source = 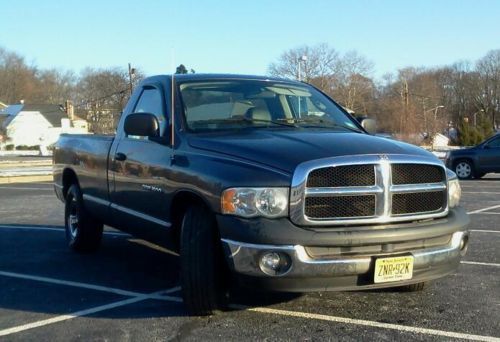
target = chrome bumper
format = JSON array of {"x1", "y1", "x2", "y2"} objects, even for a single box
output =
[{"x1": 221, "y1": 231, "x2": 468, "y2": 279}]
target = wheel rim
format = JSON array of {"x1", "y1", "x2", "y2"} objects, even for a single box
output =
[
  {"x1": 68, "y1": 198, "x2": 79, "y2": 239},
  {"x1": 456, "y1": 162, "x2": 471, "y2": 178}
]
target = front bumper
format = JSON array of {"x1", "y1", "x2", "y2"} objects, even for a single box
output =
[{"x1": 218, "y1": 208, "x2": 470, "y2": 292}]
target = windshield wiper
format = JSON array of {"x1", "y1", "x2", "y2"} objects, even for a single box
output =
[
  {"x1": 277, "y1": 118, "x2": 363, "y2": 133},
  {"x1": 191, "y1": 117, "x2": 298, "y2": 128}
]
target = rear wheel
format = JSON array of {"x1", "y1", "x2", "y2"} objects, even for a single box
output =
[
  {"x1": 454, "y1": 160, "x2": 474, "y2": 179},
  {"x1": 180, "y1": 204, "x2": 227, "y2": 316},
  {"x1": 64, "y1": 184, "x2": 103, "y2": 252}
]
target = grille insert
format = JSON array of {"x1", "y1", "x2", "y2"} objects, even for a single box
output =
[
  {"x1": 307, "y1": 165, "x2": 375, "y2": 187},
  {"x1": 305, "y1": 195, "x2": 376, "y2": 219},
  {"x1": 392, "y1": 191, "x2": 446, "y2": 215},
  {"x1": 392, "y1": 164, "x2": 445, "y2": 185}
]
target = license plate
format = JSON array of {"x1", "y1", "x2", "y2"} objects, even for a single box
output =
[{"x1": 374, "y1": 256, "x2": 414, "y2": 283}]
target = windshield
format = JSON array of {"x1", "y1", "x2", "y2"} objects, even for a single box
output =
[{"x1": 179, "y1": 80, "x2": 362, "y2": 133}]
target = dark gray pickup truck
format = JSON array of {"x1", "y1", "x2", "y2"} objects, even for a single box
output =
[{"x1": 54, "y1": 74, "x2": 470, "y2": 315}]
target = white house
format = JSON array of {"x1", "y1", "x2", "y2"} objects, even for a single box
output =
[{"x1": 0, "y1": 104, "x2": 88, "y2": 148}]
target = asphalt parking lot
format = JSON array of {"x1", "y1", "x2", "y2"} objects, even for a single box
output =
[{"x1": 0, "y1": 178, "x2": 499, "y2": 341}]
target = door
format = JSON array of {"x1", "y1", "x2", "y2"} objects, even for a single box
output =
[
  {"x1": 109, "y1": 83, "x2": 174, "y2": 242},
  {"x1": 478, "y1": 136, "x2": 500, "y2": 172}
]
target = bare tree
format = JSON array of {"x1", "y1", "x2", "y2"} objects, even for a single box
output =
[
  {"x1": 476, "y1": 49, "x2": 500, "y2": 127},
  {"x1": 268, "y1": 43, "x2": 340, "y2": 87},
  {"x1": 75, "y1": 67, "x2": 144, "y2": 133}
]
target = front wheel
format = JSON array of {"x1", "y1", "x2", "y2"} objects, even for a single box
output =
[
  {"x1": 454, "y1": 160, "x2": 474, "y2": 180},
  {"x1": 65, "y1": 184, "x2": 103, "y2": 252},
  {"x1": 180, "y1": 205, "x2": 227, "y2": 316}
]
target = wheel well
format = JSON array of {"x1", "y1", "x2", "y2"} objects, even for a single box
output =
[
  {"x1": 170, "y1": 191, "x2": 214, "y2": 251},
  {"x1": 454, "y1": 158, "x2": 474, "y2": 168},
  {"x1": 62, "y1": 168, "x2": 79, "y2": 199}
]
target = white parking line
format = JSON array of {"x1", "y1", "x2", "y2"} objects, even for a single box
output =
[
  {"x1": 0, "y1": 225, "x2": 129, "y2": 237},
  {"x1": 468, "y1": 204, "x2": 500, "y2": 214},
  {"x1": 227, "y1": 305, "x2": 500, "y2": 342},
  {"x1": 463, "y1": 191, "x2": 500, "y2": 195},
  {"x1": 470, "y1": 212, "x2": 500, "y2": 215},
  {"x1": 0, "y1": 270, "x2": 147, "y2": 297},
  {"x1": 0, "y1": 288, "x2": 181, "y2": 337},
  {"x1": 0, "y1": 186, "x2": 53, "y2": 191},
  {"x1": 461, "y1": 261, "x2": 500, "y2": 267},
  {"x1": 471, "y1": 230, "x2": 500, "y2": 234}
]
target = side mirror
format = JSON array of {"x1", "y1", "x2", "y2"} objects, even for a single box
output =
[
  {"x1": 124, "y1": 113, "x2": 159, "y2": 137},
  {"x1": 361, "y1": 118, "x2": 377, "y2": 134}
]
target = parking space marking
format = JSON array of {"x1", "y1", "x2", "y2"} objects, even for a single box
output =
[
  {"x1": 471, "y1": 230, "x2": 500, "y2": 234},
  {"x1": 0, "y1": 186, "x2": 53, "y2": 191},
  {"x1": 0, "y1": 224, "x2": 130, "y2": 237},
  {"x1": 0, "y1": 288, "x2": 180, "y2": 338},
  {"x1": 470, "y1": 212, "x2": 500, "y2": 215},
  {"x1": 461, "y1": 261, "x2": 500, "y2": 267},
  {"x1": 468, "y1": 204, "x2": 500, "y2": 214},
  {"x1": 234, "y1": 306, "x2": 500, "y2": 342},
  {"x1": 0, "y1": 270, "x2": 150, "y2": 297},
  {"x1": 463, "y1": 191, "x2": 500, "y2": 195}
]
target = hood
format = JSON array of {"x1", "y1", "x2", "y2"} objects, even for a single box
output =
[{"x1": 188, "y1": 129, "x2": 436, "y2": 173}]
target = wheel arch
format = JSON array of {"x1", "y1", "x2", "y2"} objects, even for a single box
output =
[
  {"x1": 62, "y1": 168, "x2": 79, "y2": 199},
  {"x1": 170, "y1": 189, "x2": 217, "y2": 251}
]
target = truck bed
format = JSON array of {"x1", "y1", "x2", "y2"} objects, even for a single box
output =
[{"x1": 53, "y1": 134, "x2": 115, "y2": 204}]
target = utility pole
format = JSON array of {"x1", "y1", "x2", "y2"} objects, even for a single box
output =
[
  {"x1": 128, "y1": 63, "x2": 135, "y2": 96},
  {"x1": 400, "y1": 78, "x2": 409, "y2": 134}
]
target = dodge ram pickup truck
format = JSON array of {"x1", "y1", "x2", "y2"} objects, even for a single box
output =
[{"x1": 53, "y1": 74, "x2": 470, "y2": 315}]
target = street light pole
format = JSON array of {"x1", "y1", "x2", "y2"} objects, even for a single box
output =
[
  {"x1": 423, "y1": 105, "x2": 444, "y2": 134},
  {"x1": 128, "y1": 63, "x2": 135, "y2": 96},
  {"x1": 473, "y1": 109, "x2": 485, "y2": 127},
  {"x1": 297, "y1": 55, "x2": 307, "y2": 81}
]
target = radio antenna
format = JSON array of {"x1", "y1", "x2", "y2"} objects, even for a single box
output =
[{"x1": 170, "y1": 48, "x2": 175, "y2": 148}]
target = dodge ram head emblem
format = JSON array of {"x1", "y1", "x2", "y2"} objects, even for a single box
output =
[{"x1": 379, "y1": 154, "x2": 390, "y2": 161}]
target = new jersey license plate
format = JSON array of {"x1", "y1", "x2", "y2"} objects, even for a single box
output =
[{"x1": 374, "y1": 256, "x2": 414, "y2": 283}]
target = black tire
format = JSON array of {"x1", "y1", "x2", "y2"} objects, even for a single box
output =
[
  {"x1": 64, "y1": 184, "x2": 103, "y2": 253},
  {"x1": 398, "y1": 282, "x2": 426, "y2": 292},
  {"x1": 454, "y1": 159, "x2": 474, "y2": 180},
  {"x1": 180, "y1": 205, "x2": 227, "y2": 316}
]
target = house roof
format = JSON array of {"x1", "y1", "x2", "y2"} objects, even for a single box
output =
[
  {"x1": 21, "y1": 104, "x2": 68, "y2": 127},
  {"x1": 0, "y1": 104, "x2": 68, "y2": 127}
]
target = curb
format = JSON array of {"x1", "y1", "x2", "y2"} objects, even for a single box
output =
[{"x1": 0, "y1": 175, "x2": 53, "y2": 184}]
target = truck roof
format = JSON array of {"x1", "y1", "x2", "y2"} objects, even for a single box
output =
[{"x1": 146, "y1": 73, "x2": 303, "y2": 84}]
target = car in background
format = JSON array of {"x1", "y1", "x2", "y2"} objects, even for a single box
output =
[{"x1": 445, "y1": 133, "x2": 500, "y2": 179}]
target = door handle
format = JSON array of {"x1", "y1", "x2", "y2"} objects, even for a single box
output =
[{"x1": 114, "y1": 152, "x2": 127, "y2": 161}]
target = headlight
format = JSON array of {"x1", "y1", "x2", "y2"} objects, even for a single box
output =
[
  {"x1": 221, "y1": 187, "x2": 289, "y2": 218},
  {"x1": 447, "y1": 169, "x2": 461, "y2": 208}
]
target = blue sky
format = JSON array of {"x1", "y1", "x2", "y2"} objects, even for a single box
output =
[{"x1": 1, "y1": 0, "x2": 499, "y2": 79}]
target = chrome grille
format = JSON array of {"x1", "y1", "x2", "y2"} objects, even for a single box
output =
[
  {"x1": 392, "y1": 191, "x2": 446, "y2": 215},
  {"x1": 307, "y1": 165, "x2": 375, "y2": 187},
  {"x1": 305, "y1": 195, "x2": 376, "y2": 219},
  {"x1": 392, "y1": 164, "x2": 445, "y2": 184},
  {"x1": 290, "y1": 154, "x2": 449, "y2": 226}
]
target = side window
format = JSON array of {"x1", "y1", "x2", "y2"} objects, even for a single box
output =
[
  {"x1": 487, "y1": 137, "x2": 500, "y2": 148},
  {"x1": 133, "y1": 87, "x2": 166, "y2": 126}
]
